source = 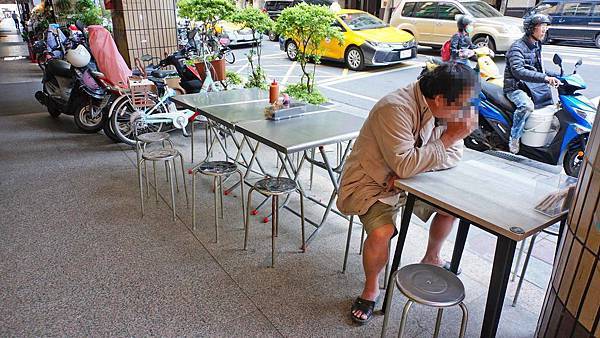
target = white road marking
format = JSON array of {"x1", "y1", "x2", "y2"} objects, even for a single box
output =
[
  {"x1": 320, "y1": 85, "x2": 379, "y2": 102},
  {"x1": 318, "y1": 62, "x2": 423, "y2": 86},
  {"x1": 281, "y1": 61, "x2": 297, "y2": 85}
]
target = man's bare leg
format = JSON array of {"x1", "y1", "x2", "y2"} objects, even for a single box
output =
[
  {"x1": 352, "y1": 223, "x2": 395, "y2": 320},
  {"x1": 421, "y1": 213, "x2": 456, "y2": 266}
]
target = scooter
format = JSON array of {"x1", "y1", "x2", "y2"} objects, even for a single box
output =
[
  {"x1": 466, "y1": 54, "x2": 595, "y2": 177},
  {"x1": 34, "y1": 24, "x2": 108, "y2": 133}
]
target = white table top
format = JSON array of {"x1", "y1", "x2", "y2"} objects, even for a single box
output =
[{"x1": 395, "y1": 150, "x2": 567, "y2": 241}]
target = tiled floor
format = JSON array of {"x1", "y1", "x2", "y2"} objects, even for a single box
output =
[{"x1": 0, "y1": 109, "x2": 559, "y2": 337}]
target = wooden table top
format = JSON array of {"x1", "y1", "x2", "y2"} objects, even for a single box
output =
[{"x1": 395, "y1": 150, "x2": 567, "y2": 241}]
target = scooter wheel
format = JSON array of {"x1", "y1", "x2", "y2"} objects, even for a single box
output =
[{"x1": 73, "y1": 96, "x2": 105, "y2": 133}]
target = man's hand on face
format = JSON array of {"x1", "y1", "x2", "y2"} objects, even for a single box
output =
[
  {"x1": 545, "y1": 76, "x2": 562, "y2": 87},
  {"x1": 440, "y1": 111, "x2": 478, "y2": 149}
]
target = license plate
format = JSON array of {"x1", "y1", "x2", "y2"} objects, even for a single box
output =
[{"x1": 400, "y1": 49, "x2": 412, "y2": 59}]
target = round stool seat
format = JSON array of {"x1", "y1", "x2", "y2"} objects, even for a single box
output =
[
  {"x1": 137, "y1": 131, "x2": 170, "y2": 144},
  {"x1": 142, "y1": 148, "x2": 179, "y2": 161},
  {"x1": 254, "y1": 177, "x2": 297, "y2": 195},
  {"x1": 395, "y1": 264, "x2": 465, "y2": 307},
  {"x1": 197, "y1": 161, "x2": 238, "y2": 176}
]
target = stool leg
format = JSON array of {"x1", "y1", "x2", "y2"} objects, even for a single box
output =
[
  {"x1": 138, "y1": 158, "x2": 145, "y2": 218},
  {"x1": 179, "y1": 155, "x2": 188, "y2": 206},
  {"x1": 271, "y1": 196, "x2": 277, "y2": 268},
  {"x1": 512, "y1": 233, "x2": 538, "y2": 307},
  {"x1": 309, "y1": 148, "x2": 315, "y2": 190},
  {"x1": 244, "y1": 187, "x2": 255, "y2": 250},
  {"x1": 192, "y1": 171, "x2": 196, "y2": 230},
  {"x1": 458, "y1": 302, "x2": 468, "y2": 338},
  {"x1": 398, "y1": 300, "x2": 414, "y2": 338},
  {"x1": 166, "y1": 161, "x2": 176, "y2": 221},
  {"x1": 213, "y1": 176, "x2": 219, "y2": 243},
  {"x1": 342, "y1": 215, "x2": 354, "y2": 273},
  {"x1": 381, "y1": 270, "x2": 399, "y2": 338},
  {"x1": 359, "y1": 228, "x2": 365, "y2": 255},
  {"x1": 191, "y1": 120, "x2": 195, "y2": 163},
  {"x1": 433, "y1": 308, "x2": 444, "y2": 338},
  {"x1": 153, "y1": 161, "x2": 158, "y2": 202},
  {"x1": 274, "y1": 196, "x2": 279, "y2": 238},
  {"x1": 144, "y1": 161, "x2": 150, "y2": 198},
  {"x1": 237, "y1": 171, "x2": 245, "y2": 229},
  {"x1": 299, "y1": 190, "x2": 306, "y2": 252},
  {"x1": 173, "y1": 159, "x2": 180, "y2": 193},
  {"x1": 219, "y1": 176, "x2": 224, "y2": 219}
]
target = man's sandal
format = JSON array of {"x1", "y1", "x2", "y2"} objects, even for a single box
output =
[
  {"x1": 442, "y1": 261, "x2": 462, "y2": 275},
  {"x1": 351, "y1": 297, "x2": 377, "y2": 325}
]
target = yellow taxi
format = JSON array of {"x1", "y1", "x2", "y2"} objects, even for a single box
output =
[
  {"x1": 280, "y1": 9, "x2": 417, "y2": 71},
  {"x1": 214, "y1": 21, "x2": 261, "y2": 46}
]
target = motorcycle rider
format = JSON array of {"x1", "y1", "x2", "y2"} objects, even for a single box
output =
[
  {"x1": 504, "y1": 13, "x2": 561, "y2": 154},
  {"x1": 450, "y1": 15, "x2": 476, "y2": 63}
]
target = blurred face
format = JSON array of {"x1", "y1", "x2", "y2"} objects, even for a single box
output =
[
  {"x1": 532, "y1": 23, "x2": 548, "y2": 41},
  {"x1": 428, "y1": 86, "x2": 478, "y2": 122}
]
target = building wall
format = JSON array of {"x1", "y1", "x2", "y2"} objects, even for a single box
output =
[
  {"x1": 111, "y1": 0, "x2": 178, "y2": 67},
  {"x1": 536, "y1": 110, "x2": 600, "y2": 337}
]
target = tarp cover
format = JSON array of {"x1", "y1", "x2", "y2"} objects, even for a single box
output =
[{"x1": 88, "y1": 25, "x2": 131, "y2": 88}]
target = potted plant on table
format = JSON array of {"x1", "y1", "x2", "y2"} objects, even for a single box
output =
[
  {"x1": 177, "y1": 0, "x2": 236, "y2": 82},
  {"x1": 275, "y1": 3, "x2": 343, "y2": 104},
  {"x1": 230, "y1": 7, "x2": 274, "y2": 90}
]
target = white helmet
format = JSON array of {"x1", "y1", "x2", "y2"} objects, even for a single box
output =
[{"x1": 65, "y1": 45, "x2": 91, "y2": 68}]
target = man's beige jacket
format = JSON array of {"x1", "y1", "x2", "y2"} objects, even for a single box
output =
[{"x1": 336, "y1": 81, "x2": 463, "y2": 216}]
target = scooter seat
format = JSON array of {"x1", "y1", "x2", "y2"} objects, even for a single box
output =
[
  {"x1": 151, "y1": 70, "x2": 178, "y2": 78},
  {"x1": 481, "y1": 81, "x2": 516, "y2": 113},
  {"x1": 46, "y1": 59, "x2": 73, "y2": 78}
]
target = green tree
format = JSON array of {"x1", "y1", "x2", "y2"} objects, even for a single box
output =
[
  {"x1": 230, "y1": 7, "x2": 274, "y2": 89},
  {"x1": 275, "y1": 3, "x2": 343, "y2": 95},
  {"x1": 178, "y1": 0, "x2": 236, "y2": 43}
]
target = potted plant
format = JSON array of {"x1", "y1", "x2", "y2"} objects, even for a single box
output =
[
  {"x1": 177, "y1": 0, "x2": 236, "y2": 82},
  {"x1": 275, "y1": 3, "x2": 343, "y2": 104},
  {"x1": 230, "y1": 7, "x2": 274, "y2": 89}
]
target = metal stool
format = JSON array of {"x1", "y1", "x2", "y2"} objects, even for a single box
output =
[
  {"x1": 342, "y1": 215, "x2": 393, "y2": 289},
  {"x1": 138, "y1": 148, "x2": 188, "y2": 221},
  {"x1": 190, "y1": 161, "x2": 245, "y2": 243},
  {"x1": 381, "y1": 264, "x2": 468, "y2": 338},
  {"x1": 244, "y1": 177, "x2": 305, "y2": 267},
  {"x1": 136, "y1": 131, "x2": 174, "y2": 184}
]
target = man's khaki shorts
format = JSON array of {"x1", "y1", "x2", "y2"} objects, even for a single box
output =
[{"x1": 358, "y1": 200, "x2": 437, "y2": 236}]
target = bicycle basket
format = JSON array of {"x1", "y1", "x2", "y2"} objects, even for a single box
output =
[{"x1": 128, "y1": 77, "x2": 156, "y2": 109}]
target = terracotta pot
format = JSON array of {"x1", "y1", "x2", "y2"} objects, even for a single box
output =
[{"x1": 195, "y1": 58, "x2": 226, "y2": 82}]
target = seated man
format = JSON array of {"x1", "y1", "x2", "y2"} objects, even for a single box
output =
[{"x1": 336, "y1": 62, "x2": 479, "y2": 325}]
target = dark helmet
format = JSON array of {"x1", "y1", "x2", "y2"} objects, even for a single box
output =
[
  {"x1": 457, "y1": 15, "x2": 474, "y2": 31},
  {"x1": 32, "y1": 40, "x2": 47, "y2": 54},
  {"x1": 523, "y1": 13, "x2": 551, "y2": 36}
]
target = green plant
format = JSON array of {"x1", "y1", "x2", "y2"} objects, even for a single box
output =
[
  {"x1": 275, "y1": 3, "x2": 343, "y2": 94},
  {"x1": 283, "y1": 83, "x2": 327, "y2": 105},
  {"x1": 222, "y1": 70, "x2": 244, "y2": 90},
  {"x1": 54, "y1": 0, "x2": 72, "y2": 13},
  {"x1": 230, "y1": 7, "x2": 273, "y2": 89}
]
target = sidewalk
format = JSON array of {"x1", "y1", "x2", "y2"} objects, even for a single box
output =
[{"x1": 0, "y1": 19, "x2": 44, "y2": 116}]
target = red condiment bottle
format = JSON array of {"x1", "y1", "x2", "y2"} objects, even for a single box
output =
[{"x1": 269, "y1": 79, "x2": 279, "y2": 104}]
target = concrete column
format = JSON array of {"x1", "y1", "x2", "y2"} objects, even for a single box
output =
[
  {"x1": 536, "y1": 111, "x2": 600, "y2": 337},
  {"x1": 110, "y1": 0, "x2": 178, "y2": 67}
]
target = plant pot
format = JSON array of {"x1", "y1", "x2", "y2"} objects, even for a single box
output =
[{"x1": 195, "y1": 58, "x2": 226, "y2": 82}]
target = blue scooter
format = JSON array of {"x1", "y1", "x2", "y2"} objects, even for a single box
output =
[{"x1": 466, "y1": 54, "x2": 595, "y2": 177}]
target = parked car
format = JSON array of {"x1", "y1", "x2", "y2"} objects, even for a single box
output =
[
  {"x1": 262, "y1": 0, "x2": 334, "y2": 41},
  {"x1": 280, "y1": 9, "x2": 417, "y2": 71},
  {"x1": 214, "y1": 21, "x2": 261, "y2": 46},
  {"x1": 390, "y1": 0, "x2": 524, "y2": 53},
  {"x1": 529, "y1": 0, "x2": 600, "y2": 47}
]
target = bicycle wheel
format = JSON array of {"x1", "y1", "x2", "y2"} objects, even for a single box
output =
[
  {"x1": 109, "y1": 94, "x2": 166, "y2": 146},
  {"x1": 223, "y1": 49, "x2": 235, "y2": 64}
]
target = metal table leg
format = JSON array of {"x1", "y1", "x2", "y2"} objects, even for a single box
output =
[
  {"x1": 481, "y1": 235, "x2": 517, "y2": 338},
  {"x1": 382, "y1": 193, "x2": 416, "y2": 313},
  {"x1": 450, "y1": 219, "x2": 470, "y2": 274}
]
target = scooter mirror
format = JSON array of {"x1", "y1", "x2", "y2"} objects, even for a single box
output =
[
  {"x1": 575, "y1": 58, "x2": 582, "y2": 67},
  {"x1": 75, "y1": 20, "x2": 85, "y2": 33},
  {"x1": 140, "y1": 54, "x2": 153, "y2": 62},
  {"x1": 553, "y1": 54, "x2": 562, "y2": 66}
]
